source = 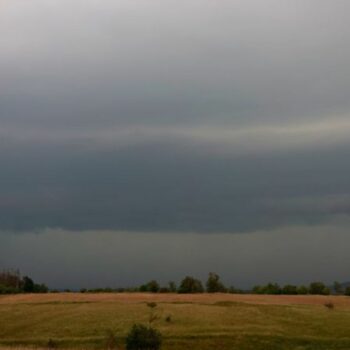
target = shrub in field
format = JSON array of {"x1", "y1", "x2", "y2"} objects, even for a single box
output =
[
  {"x1": 206, "y1": 272, "x2": 226, "y2": 293},
  {"x1": 178, "y1": 276, "x2": 204, "y2": 293},
  {"x1": 126, "y1": 324, "x2": 162, "y2": 350},
  {"x1": 345, "y1": 286, "x2": 350, "y2": 296}
]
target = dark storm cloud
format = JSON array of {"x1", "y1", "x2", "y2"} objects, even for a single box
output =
[
  {"x1": 0, "y1": 0, "x2": 350, "y2": 234},
  {"x1": 0, "y1": 140, "x2": 350, "y2": 233}
]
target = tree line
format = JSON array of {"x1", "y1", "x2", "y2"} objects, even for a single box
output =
[
  {"x1": 2, "y1": 270, "x2": 350, "y2": 295},
  {"x1": 81, "y1": 273, "x2": 350, "y2": 296},
  {"x1": 0, "y1": 269, "x2": 48, "y2": 294}
]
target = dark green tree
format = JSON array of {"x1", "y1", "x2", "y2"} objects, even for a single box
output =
[
  {"x1": 146, "y1": 280, "x2": 160, "y2": 293},
  {"x1": 309, "y1": 282, "x2": 329, "y2": 295},
  {"x1": 282, "y1": 285, "x2": 298, "y2": 295},
  {"x1": 22, "y1": 276, "x2": 34, "y2": 292},
  {"x1": 206, "y1": 272, "x2": 226, "y2": 293},
  {"x1": 178, "y1": 276, "x2": 204, "y2": 293}
]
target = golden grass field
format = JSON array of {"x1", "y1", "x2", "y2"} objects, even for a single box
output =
[{"x1": 1, "y1": 293, "x2": 350, "y2": 349}]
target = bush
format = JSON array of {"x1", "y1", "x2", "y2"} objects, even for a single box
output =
[
  {"x1": 126, "y1": 324, "x2": 162, "y2": 350},
  {"x1": 178, "y1": 276, "x2": 204, "y2": 293},
  {"x1": 345, "y1": 286, "x2": 350, "y2": 296}
]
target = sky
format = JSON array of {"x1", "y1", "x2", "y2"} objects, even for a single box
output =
[{"x1": 1, "y1": 0, "x2": 350, "y2": 289}]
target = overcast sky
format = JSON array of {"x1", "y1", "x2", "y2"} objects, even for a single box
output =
[{"x1": 1, "y1": 0, "x2": 350, "y2": 289}]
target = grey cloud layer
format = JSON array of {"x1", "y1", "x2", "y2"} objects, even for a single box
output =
[
  {"x1": 1, "y1": 140, "x2": 350, "y2": 232},
  {"x1": 1, "y1": 0, "x2": 350, "y2": 129},
  {"x1": 1, "y1": 0, "x2": 350, "y2": 234}
]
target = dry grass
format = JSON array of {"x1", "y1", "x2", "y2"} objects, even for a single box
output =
[
  {"x1": 1, "y1": 292, "x2": 348, "y2": 307},
  {"x1": 1, "y1": 293, "x2": 350, "y2": 349}
]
